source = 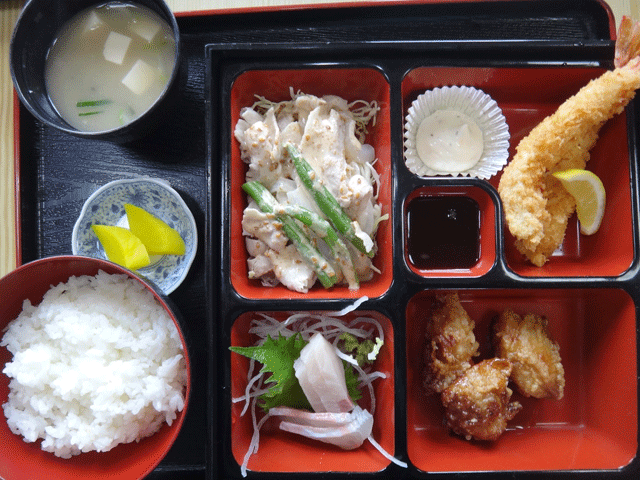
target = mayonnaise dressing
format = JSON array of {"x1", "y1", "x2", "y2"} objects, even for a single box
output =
[{"x1": 415, "y1": 110, "x2": 483, "y2": 172}]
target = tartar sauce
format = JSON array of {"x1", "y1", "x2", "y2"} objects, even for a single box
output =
[{"x1": 415, "y1": 109, "x2": 483, "y2": 172}]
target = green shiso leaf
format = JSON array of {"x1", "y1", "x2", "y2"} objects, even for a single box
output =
[
  {"x1": 230, "y1": 333, "x2": 311, "y2": 413},
  {"x1": 230, "y1": 333, "x2": 364, "y2": 412}
]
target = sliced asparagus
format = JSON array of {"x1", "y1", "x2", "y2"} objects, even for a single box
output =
[
  {"x1": 242, "y1": 181, "x2": 338, "y2": 289},
  {"x1": 286, "y1": 143, "x2": 374, "y2": 257},
  {"x1": 243, "y1": 181, "x2": 359, "y2": 290},
  {"x1": 278, "y1": 205, "x2": 359, "y2": 290}
]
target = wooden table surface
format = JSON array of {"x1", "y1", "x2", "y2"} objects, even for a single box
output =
[{"x1": 0, "y1": 0, "x2": 637, "y2": 277}]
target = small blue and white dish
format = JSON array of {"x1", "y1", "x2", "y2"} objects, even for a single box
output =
[{"x1": 72, "y1": 177, "x2": 197, "y2": 294}]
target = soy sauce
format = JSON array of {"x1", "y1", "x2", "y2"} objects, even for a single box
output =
[{"x1": 407, "y1": 196, "x2": 480, "y2": 269}]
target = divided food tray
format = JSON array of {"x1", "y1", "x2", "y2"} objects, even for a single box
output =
[{"x1": 11, "y1": 1, "x2": 639, "y2": 478}]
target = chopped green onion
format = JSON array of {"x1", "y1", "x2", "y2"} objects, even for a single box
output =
[
  {"x1": 118, "y1": 106, "x2": 136, "y2": 125},
  {"x1": 142, "y1": 39, "x2": 169, "y2": 51},
  {"x1": 78, "y1": 111, "x2": 103, "y2": 117},
  {"x1": 76, "y1": 100, "x2": 112, "y2": 108}
]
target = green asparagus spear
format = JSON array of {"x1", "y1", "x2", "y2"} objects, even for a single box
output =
[
  {"x1": 278, "y1": 205, "x2": 359, "y2": 290},
  {"x1": 243, "y1": 181, "x2": 359, "y2": 289},
  {"x1": 286, "y1": 143, "x2": 374, "y2": 257},
  {"x1": 242, "y1": 182, "x2": 338, "y2": 289}
]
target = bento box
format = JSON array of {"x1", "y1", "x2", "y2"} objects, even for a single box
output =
[
  {"x1": 9, "y1": 0, "x2": 640, "y2": 479},
  {"x1": 211, "y1": 51, "x2": 640, "y2": 477},
  {"x1": 209, "y1": 3, "x2": 640, "y2": 478}
]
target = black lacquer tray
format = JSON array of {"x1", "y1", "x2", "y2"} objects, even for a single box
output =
[{"x1": 14, "y1": 1, "x2": 639, "y2": 478}]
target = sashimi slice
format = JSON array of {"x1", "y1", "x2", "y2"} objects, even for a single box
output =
[
  {"x1": 278, "y1": 406, "x2": 373, "y2": 450},
  {"x1": 293, "y1": 333, "x2": 354, "y2": 413},
  {"x1": 269, "y1": 406, "x2": 353, "y2": 427}
]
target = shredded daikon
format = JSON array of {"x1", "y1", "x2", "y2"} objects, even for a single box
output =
[
  {"x1": 330, "y1": 296, "x2": 368, "y2": 316},
  {"x1": 233, "y1": 311, "x2": 404, "y2": 476},
  {"x1": 367, "y1": 435, "x2": 408, "y2": 469}
]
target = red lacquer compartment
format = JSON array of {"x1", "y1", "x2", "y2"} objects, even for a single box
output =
[
  {"x1": 229, "y1": 67, "x2": 392, "y2": 300},
  {"x1": 402, "y1": 66, "x2": 634, "y2": 278},
  {"x1": 406, "y1": 288, "x2": 637, "y2": 473},
  {"x1": 230, "y1": 310, "x2": 395, "y2": 474},
  {"x1": 404, "y1": 186, "x2": 496, "y2": 277}
]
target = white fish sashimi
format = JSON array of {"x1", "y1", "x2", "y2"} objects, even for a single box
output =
[
  {"x1": 269, "y1": 406, "x2": 353, "y2": 427},
  {"x1": 294, "y1": 333, "x2": 354, "y2": 413},
  {"x1": 276, "y1": 405, "x2": 373, "y2": 450}
]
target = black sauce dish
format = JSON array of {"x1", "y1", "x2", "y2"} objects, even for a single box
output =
[{"x1": 10, "y1": 0, "x2": 181, "y2": 143}]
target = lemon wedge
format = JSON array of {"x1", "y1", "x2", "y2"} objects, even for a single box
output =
[
  {"x1": 124, "y1": 204, "x2": 186, "y2": 256},
  {"x1": 552, "y1": 169, "x2": 606, "y2": 235},
  {"x1": 91, "y1": 224, "x2": 150, "y2": 270}
]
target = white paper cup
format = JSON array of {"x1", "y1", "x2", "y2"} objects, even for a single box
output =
[{"x1": 404, "y1": 86, "x2": 510, "y2": 179}]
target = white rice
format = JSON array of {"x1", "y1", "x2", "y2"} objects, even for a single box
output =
[{"x1": 0, "y1": 270, "x2": 187, "y2": 458}]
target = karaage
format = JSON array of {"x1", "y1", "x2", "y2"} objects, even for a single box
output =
[
  {"x1": 493, "y1": 309, "x2": 565, "y2": 399},
  {"x1": 441, "y1": 358, "x2": 522, "y2": 441},
  {"x1": 423, "y1": 292, "x2": 479, "y2": 395}
]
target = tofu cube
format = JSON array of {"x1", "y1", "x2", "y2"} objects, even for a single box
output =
[
  {"x1": 129, "y1": 18, "x2": 161, "y2": 43},
  {"x1": 103, "y1": 31, "x2": 132, "y2": 65},
  {"x1": 122, "y1": 59, "x2": 157, "y2": 95},
  {"x1": 82, "y1": 11, "x2": 104, "y2": 33}
]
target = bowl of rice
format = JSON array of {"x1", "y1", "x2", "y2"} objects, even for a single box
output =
[{"x1": 0, "y1": 255, "x2": 190, "y2": 480}]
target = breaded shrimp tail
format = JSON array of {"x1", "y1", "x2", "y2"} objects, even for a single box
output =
[{"x1": 498, "y1": 16, "x2": 640, "y2": 266}]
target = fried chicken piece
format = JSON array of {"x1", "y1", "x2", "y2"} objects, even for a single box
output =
[
  {"x1": 493, "y1": 310, "x2": 565, "y2": 399},
  {"x1": 441, "y1": 358, "x2": 522, "y2": 441},
  {"x1": 423, "y1": 292, "x2": 479, "y2": 395}
]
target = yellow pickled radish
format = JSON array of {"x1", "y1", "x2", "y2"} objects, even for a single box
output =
[
  {"x1": 124, "y1": 203, "x2": 186, "y2": 255},
  {"x1": 552, "y1": 169, "x2": 606, "y2": 235},
  {"x1": 91, "y1": 224, "x2": 150, "y2": 270}
]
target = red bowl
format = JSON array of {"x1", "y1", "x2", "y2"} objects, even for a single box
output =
[
  {"x1": 0, "y1": 256, "x2": 191, "y2": 480},
  {"x1": 402, "y1": 66, "x2": 634, "y2": 277},
  {"x1": 406, "y1": 288, "x2": 637, "y2": 472},
  {"x1": 229, "y1": 67, "x2": 393, "y2": 299},
  {"x1": 230, "y1": 310, "x2": 395, "y2": 473}
]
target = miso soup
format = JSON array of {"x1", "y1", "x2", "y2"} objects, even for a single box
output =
[{"x1": 44, "y1": 2, "x2": 176, "y2": 132}]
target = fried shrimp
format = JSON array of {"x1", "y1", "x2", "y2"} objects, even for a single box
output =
[{"x1": 498, "y1": 16, "x2": 640, "y2": 266}]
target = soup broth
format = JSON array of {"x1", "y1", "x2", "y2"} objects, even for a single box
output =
[{"x1": 44, "y1": 2, "x2": 176, "y2": 132}]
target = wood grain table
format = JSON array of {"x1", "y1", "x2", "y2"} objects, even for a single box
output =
[{"x1": 0, "y1": 0, "x2": 637, "y2": 277}]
